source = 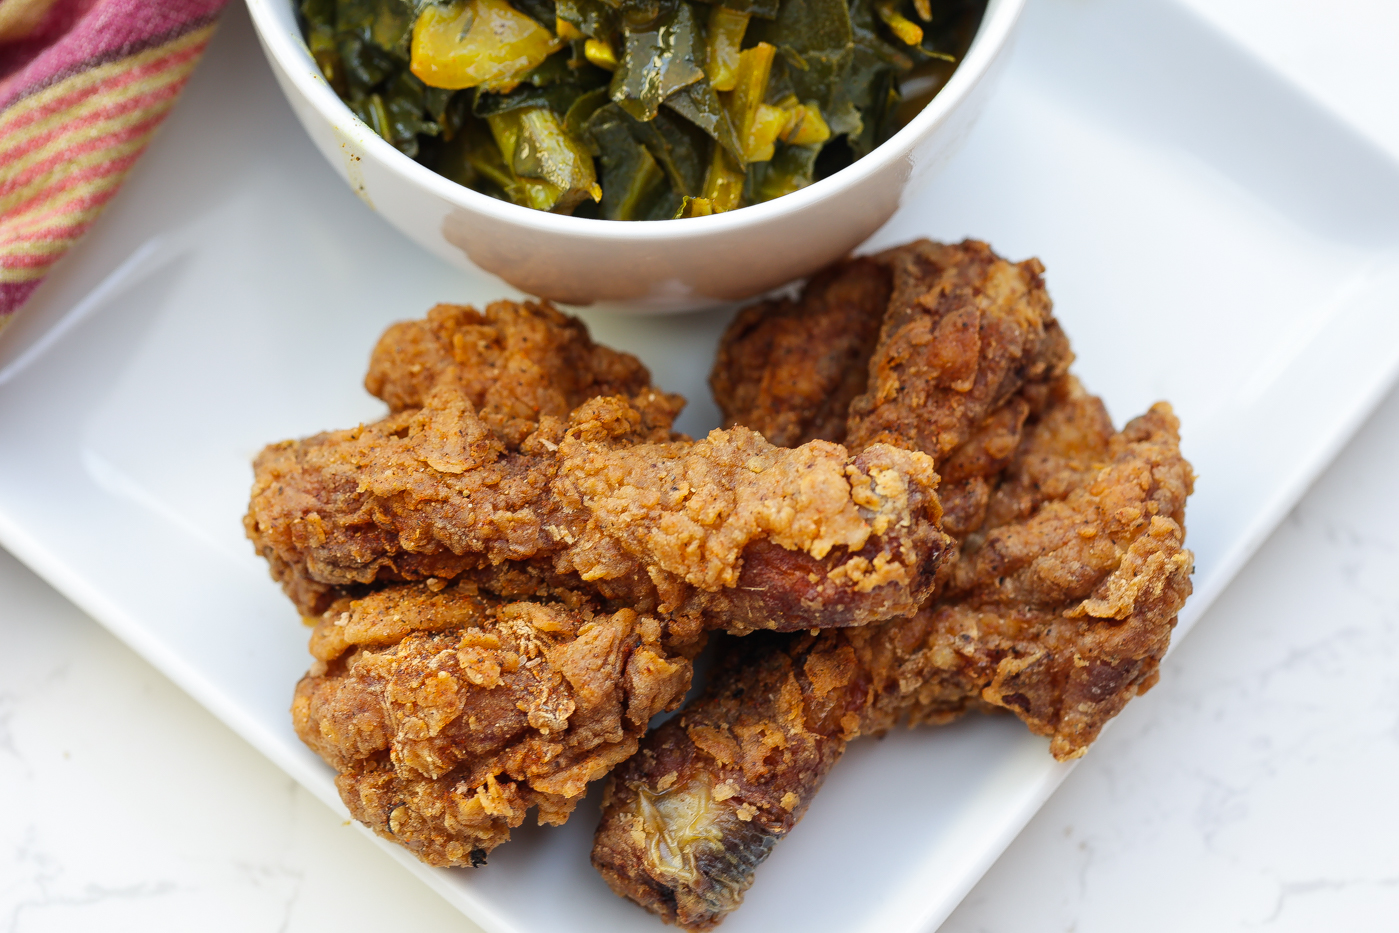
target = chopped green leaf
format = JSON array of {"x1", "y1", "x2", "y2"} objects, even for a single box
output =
[
  {"x1": 586, "y1": 104, "x2": 679, "y2": 219},
  {"x1": 556, "y1": 0, "x2": 618, "y2": 39},
  {"x1": 664, "y1": 79, "x2": 741, "y2": 161},
  {"x1": 748, "y1": 141, "x2": 819, "y2": 201},
  {"x1": 302, "y1": 0, "x2": 985, "y2": 219},
  {"x1": 610, "y1": 0, "x2": 705, "y2": 121}
]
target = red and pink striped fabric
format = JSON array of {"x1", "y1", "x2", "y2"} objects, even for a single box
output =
[{"x1": 0, "y1": 0, "x2": 227, "y2": 324}]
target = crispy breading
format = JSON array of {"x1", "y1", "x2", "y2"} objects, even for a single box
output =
[
  {"x1": 710, "y1": 258, "x2": 890, "y2": 447},
  {"x1": 251, "y1": 241, "x2": 1196, "y2": 908},
  {"x1": 593, "y1": 395, "x2": 1194, "y2": 928},
  {"x1": 933, "y1": 392, "x2": 1034, "y2": 539},
  {"x1": 864, "y1": 399, "x2": 1194, "y2": 751},
  {"x1": 247, "y1": 388, "x2": 950, "y2": 630},
  {"x1": 365, "y1": 301, "x2": 657, "y2": 447},
  {"x1": 293, "y1": 580, "x2": 697, "y2": 866},
  {"x1": 847, "y1": 239, "x2": 1072, "y2": 459},
  {"x1": 590, "y1": 241, "x2": 1193, "y2": 929},
  {"x1": 710, "y1": 241, "x2": 1072, "y2": 460},
  {"x1": 592, "y1": 629, "x2": 868, "y2": 927},
  {"x1": 709, "y1": 239, "x2": 1072, "y2": 543},
  {"x1": 975, "y1": 374, "x2": 1117, "y2": 534}
]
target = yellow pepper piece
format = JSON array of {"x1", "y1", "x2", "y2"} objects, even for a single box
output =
[
  {"x1": 726, "y1": 43, "x2": 786, "y2": 163},
  {"x1": 555, "y1": 17, "x2": 584, "y2": 41},
  {"x1": 676, "y1": 196, "x2": 715, "y2": 218},
  {"x1": 913, "y1": 0, "x2": 932, "y2": 20},
  {"x1": 748, "y1": 103, "x2": 787, "y2": 162},
  {"x1": 704, "y1": 7, "x2": 749, "y2": 92},
  {"x1": 875, "y1": 1, "x2": 923, "y2": 47},
  {"x1": 702, "y1": 146, "x2": 745, "y2": 212},
  {"x1": 584, "y1": 37, "x2": 618, "y2": 71},
  {"x1": 777, "y1": 98, "x2": 831, "y2": 147},
  {"x1": 411, "y1": 0, "x2": 562, "y2": 91}
]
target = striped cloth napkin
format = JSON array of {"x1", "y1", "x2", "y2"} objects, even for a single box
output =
[{"x1": 0, "y1": 0, "x2": 227, "y2": 327}]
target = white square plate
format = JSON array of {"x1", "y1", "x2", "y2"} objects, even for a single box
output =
[{"x1": 2, "y1": 1, "x2": 1398, "y2": 931}]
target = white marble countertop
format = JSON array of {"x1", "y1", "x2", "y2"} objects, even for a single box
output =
[{"x1": 4, "y1": 1, "x2": 1399, "y2": 930}]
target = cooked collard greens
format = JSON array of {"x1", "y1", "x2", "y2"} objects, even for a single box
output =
[{"x1": 300, "y1": 0, "x2": 984, "y2": 219}]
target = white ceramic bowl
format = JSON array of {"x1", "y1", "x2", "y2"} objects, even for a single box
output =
[{"x1": 245, "y1": 0, "x2": 1025, "y2": 312}]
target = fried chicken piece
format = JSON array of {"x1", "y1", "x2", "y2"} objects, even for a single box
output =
[
  {"x1": 869, "y1": 396, "x2": 1194, "y2": 748},
  {"x1": 591, "y1": 240, "x2": 1188, "y2": 927},
  {"x1": 592, "y1": 395, "x2": 1194, "y2": 928},
  {"x1": 933, "y1": 392, "x2": 1035, "y2": 539},
  {"x1": 253, "y1": 296, "x2": 678, "y2": 618},
  {"x1": 293, "y1": 578, "x2": 698, "y2": 866},
  {"x1": 591, "y1": 630, "x2": 868, "y2": 925},
  {"x1": 846, "y1": 239, "x2": 1072, "y2": 459},
  {"x1": 710, "y1": 241, "x2": 1072, "y2": 460},
  {"x1": 975, "y1": 374, "x2": 1118, "y2": 534},
  {"x1": 365, "y1": 300, "x2": 656, "y2": 446},
  {"x1": 710, "y1": 239, "x2": 1071, "y2": 544},
  {"x1": 247, "y1": 388, "x2": 950, "y2": 629},
  {"x1": 710, "y1": 257, "x2": 890, "y2": 447}
]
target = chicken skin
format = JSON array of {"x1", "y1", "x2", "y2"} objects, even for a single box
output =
[
  {"x1": 713, "y1": 241, "x2": 1071, "y2": 463},
  {"x1": 710, "y1": 257, "x2": 891, "y2": 448},
  {"x1": 247, "y1": 390, "x2": 948, "y2": 630},
  {"x1": 249, "y1": 318, "x2": 951, "y2": 630},
  {"x1": 260, "y1": 295, "x2": 952, "y2": 871},
  {"x1": 253, "y1": 240, "x2": 1193, "y2": 899},
  {"x1": 364, "y1": 299, "x2": 658, "y2": 442},
  {"x1": 294, "y1": 577, "x2": 697, "y2": 865},
  {"x1": 590, "y1": 242, "x2": 1194, "y2": 929}
]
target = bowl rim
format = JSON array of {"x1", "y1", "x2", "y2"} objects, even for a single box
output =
[{"x1": 245, "y1": 0, "x2": 1026, "y2": 241}]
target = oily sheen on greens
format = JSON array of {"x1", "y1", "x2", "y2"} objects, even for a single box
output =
[{"x1": 298, "y1": 0, "x2": 985, "y2": 219}]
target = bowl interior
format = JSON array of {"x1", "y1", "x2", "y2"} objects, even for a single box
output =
[{"x1": 245, "y1": 0, "x2": 1025, "y2": 241}]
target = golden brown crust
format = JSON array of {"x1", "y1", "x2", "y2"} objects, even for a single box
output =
[
  {"x1": 976, "y1": 374, "x2": 1119, "y2": 534},
  {"x1": 710, "y1": 258, "x2": 890, "y2": 447},
  {"x1": 293, "y1": 581, "x2": 697, "y2": 866},
  {"x1": 592, "y1": 630, "x2": 864, "y2": 929},
  {"x1": 365, "y1": 301, "x2": 656, "y2": 447},
  {"x1": 247, "y1": 389, "x2": 950, "y2": 629},
  {"x1": 590, "y1": 242, "x2": 1194, "y2": 929},
  {"x1": 591, "y1": 395, "x2": 1195, "y2": 926},
  {"x1": 847, "y1": 239, "x2": 1073, "y2": 459},
  {"x1": 251, "y1": 240, "x2": 1196, "y2": 910},
  {"x1": 710, "y1": 241, "x2": 1074, "y2": 461},
  {"x1": 860, "y1": 401, "x2": 1195, "y2": 753}
]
